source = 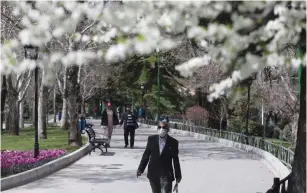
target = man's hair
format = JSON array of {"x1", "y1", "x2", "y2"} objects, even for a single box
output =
[{"x1": 158, "y1": 121, "x2": 169, "y2": 130}]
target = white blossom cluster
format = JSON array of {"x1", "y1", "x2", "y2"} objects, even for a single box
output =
[{"x1": 1, "y1": 1, "x2": 306, "y2": 101}]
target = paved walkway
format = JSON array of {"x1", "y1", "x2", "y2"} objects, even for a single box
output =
[{"x1": 5, "y1": 120, "x2": 274, "y2": 193}]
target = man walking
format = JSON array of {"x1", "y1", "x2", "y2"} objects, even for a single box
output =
[
  {"x1": 119, "y1": 105, "x2": 139, "y2": 148},
  {"x1": 101, "y1": 102, "x2": 119, "y2": 148},
  {"x1": 137, "y1": 121, "x2": 182, "y2": 193}
]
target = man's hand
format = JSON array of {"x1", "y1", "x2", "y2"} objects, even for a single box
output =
[
  {"x1": 136, "y1": 170, "x2": 142, "y2": 178},
  {"x1": 176, "y1": 177, "x2": 181, "y2": 183}
]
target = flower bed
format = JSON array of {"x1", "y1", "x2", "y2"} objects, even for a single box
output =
[{"x1": 1, "y1": 149, "x2": 66, "y2": 177}]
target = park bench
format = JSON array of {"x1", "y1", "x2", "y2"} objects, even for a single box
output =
[{"x1": 85, "y1": 123, "x2": 108, "y2": 155}]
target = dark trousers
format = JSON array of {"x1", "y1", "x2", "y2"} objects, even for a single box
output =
[
  {"x1": 124, "y1": 127, "x2": 135, "y2": 147},
  {"x1": 149, "y1": 176, "x2": 172, "y2": 193}
]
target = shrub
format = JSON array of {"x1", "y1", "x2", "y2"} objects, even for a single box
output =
[
  {"x1": 228, "y1": 117, "x2": 244, "y2": 133},
  {"x1": 185, "y1": 106, "x2": 209, "y2": 126},
  {"x1": 248, "y1": 121, "x2": 264, "y2": 137},
  {"x1": 228, "y1": 117, "x2": 263, "y2": 136},
  {"x1": 280, "y1": 124, "x2": 292, "y2": 142},
  {"x1": 272, "y1": 126, "x2": 281, "y2": 139}
]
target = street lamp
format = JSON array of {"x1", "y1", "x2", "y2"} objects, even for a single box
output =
[
  {"x1": 244, "y1": 73, "x2": 257, "y2": 145},
  {"x1": 24, "y1": 44, "x2": 39, "y2": 158},
  {"x1": 141, "y1": 83, "x2": 145, "y2": 119},
  {"x1": 156, "y1": 47, "x2": 160, "y2": 121}
]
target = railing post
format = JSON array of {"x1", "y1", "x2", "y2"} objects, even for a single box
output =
[
  {"x1": 280, "y1": 182, "x2": 286, "y2": 193},
  {"x1": 272, "y1": 178, "x2": 280, "y2": 193}
]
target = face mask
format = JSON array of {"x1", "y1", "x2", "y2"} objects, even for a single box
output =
[{"x1": 158, "y1": 128, "x2": 168, "y2": 138}]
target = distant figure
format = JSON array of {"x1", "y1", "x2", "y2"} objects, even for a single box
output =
[
  {"x1": 119, "y1": 105, "x2": 139, "y2": 148},
  {"x1": 58, "y1": 111, "x2": 62, "y2": 121},
  {"x1": 93, "y1": 106, "x2": 97, "y2": 119},
  {"x1": 78, "y1": 115, "x2": 86, "y2": 134},
  {"x1": 137, "y1": 121, "x2": 182, "y2": 193},
  {"x1": 116, "y1": 107, "x2": 121, "y2": 122},
  {"x1": 101, "y1": 102, "x2": 119, "y2": 148},
  {"x1": 159, "y1": 115, "x2": 169, "y2": 123}
]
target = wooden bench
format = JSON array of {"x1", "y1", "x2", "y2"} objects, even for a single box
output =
[{"x1": 85, "y1": 124, "x2": 108, "y2": 155}]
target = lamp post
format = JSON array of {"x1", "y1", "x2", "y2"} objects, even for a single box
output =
[
  {"x1": 244, "y1": 73, "x2": 257, "y2": 145},
  {"x1": 24, "y1": 44, "x2": 39, "y2": 158},
  {"x1": 132, "y1": 92, "x2": 135, "y2": 115},
  {"x1": 156, "y1": 48, "x2": 160, "y2": 121},
  {"x1": 141, "y1": 83, "x2": 145, "y2": 119}
]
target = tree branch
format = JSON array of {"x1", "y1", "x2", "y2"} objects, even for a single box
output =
[
  {"x1": 81, "y1": 20, "x2": 98, "y2": 34},
  {"x1": 280, "y1": 75, "x2": 297, "y2": 101},
  {"x1": 18, "y1": 73, "x2": 32, "y2": 102},
  {"x1": 17, "y1": 71, "x2": 32, "y2": 93},
  {"x1": 15, "y1": 73, "x2": 22, "y2": 89},
  {"x1": 1, "y1": 12, "x2": 23, "y2": 30},
  {"x1": 82, "y1": 40, "x2": 94, "y2": 50},
  {"x1": 56, "y1": 73, "x2": 64, "y2": 95},
  {"x1": 6, "y1": 75, "x2": 17, "y2": 94}
]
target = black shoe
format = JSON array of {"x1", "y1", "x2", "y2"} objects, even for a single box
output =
[
  {"x1": 125, "y1": 145, "x2": 128, "y2": 148},
  {"x1": 130, "y1": 146, "x2": 134, "y2": 149}
]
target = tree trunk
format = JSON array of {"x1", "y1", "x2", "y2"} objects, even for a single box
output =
[
  {"x1": 38, "y1": 78, "x2": 48, "y2": 139},
  {"x1": 19, "y1": 101, "x2": 24, "y2": 130},
  {"x1": 6, "y1": 93, "x2": 19, "y2": 135},
  {"x1": 81, "y1": 98, "x2": 85, "y2": 115},
  {"x1": 245, "y1": 83, "x2": 251, "y2": 134},
  {"x1": 219, "y1": 117, "x2": 222, "y2": 131},
  {"x1": 61, "y1": 97, "x2": 68, "y2": 129},
  {"x1": 291, "y1": 112, "x2": 299, "y2": 147},
  {"x1": 32, "y1": 101, "x2": 35, "y2": 125},
  {"x1": 66, "y1": 66, "x2": 82, "y2": 147},
  {"x1": 60, "y1": 68, "x2": 68, "y2": 130},
  {"x1": 288, "y1": 66, "x2": 306, "y2": 193},
  {"x1": 1, "y1": 75, "x2": 7, "y2": 131},
  {"x1": 53, "y1": 87, "x2": 56, "y2": 123},
  {"x1": 18, "y1": 76, "x2": 25, "y2": 130}
]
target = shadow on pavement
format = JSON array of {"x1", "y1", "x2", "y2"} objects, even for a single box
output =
[{"x1": 24, "y1": 164, "x2": 147, "y2": 189}]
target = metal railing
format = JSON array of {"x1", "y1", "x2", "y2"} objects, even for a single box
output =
[
  {"x1": 266, "y1": 173, "x2": 292, "y2": 193},
  {"x1": 141, "y1": 119, "x2": 294, "y2": 169}
]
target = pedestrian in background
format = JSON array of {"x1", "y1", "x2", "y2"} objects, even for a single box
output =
[
  {"x1": 119, "y1": 105, "x2": 139, "y2": 148},
  {"x1": 101, "y1": 102, "x2": 119, "y2": 148}
]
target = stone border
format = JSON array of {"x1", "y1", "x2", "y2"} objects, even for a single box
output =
[
  {"x1": 142, "y1": 123, "x2": 291, "y2": 178},
  {"x1": 1, "y1": 143, "x2": 91, "y2": 191}
]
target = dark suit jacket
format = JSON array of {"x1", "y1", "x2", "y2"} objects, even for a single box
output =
[
  {"x1": 119, "y1": 112, "x2": 139, "y2": 130},
  {"x1": 138, "y1": 135, "x2": 182, "y2": 182},
  {"x1": 101, "y1": 110, "x2": 119, "y2": 126}
]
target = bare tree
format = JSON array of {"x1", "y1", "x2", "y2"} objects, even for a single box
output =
[
  {"x1": 38, "y1": 69, "x2": 54, "y2": 139},
  {"x1": 1, "y1": 75, "x2": 7, "y2": 131},
  {"x1": 79, "y1": 63, "x2": 109, "y2": 114},
  {"x1": 5, "y1": 72, "x2": 32, "y2": 135},
  {"x1": 254, "y1": 46, "x2": 299, "y2": 146},
  {"x1": 56, "y1": 65, "x2": 68, "y2": 129}
]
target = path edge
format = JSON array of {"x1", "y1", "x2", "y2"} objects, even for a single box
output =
[
  {"x1": 142, "y1": 123, "x2": 291, "y2": 178},
  {"x1": 1, "y1": 143, "x2": 91, "y2": 191}
]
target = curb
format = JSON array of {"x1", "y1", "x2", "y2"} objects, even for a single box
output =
[
  {"x1": 142, "y1": 123, "x2": 291, "y2": 178},
  {"x1": 1, "y1": 143, "x2": 91, "y2": 191}
]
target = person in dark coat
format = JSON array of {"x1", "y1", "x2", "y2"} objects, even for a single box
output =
[
  {"x1": 101, "y1": 102, "x2": 119, "y2": 148},
  {"x1": 137, "y1": 121, "x2": 182, "y2": 193},
  {"x1": 119, "y1": 106, "x2": 139, "y2": 148}
]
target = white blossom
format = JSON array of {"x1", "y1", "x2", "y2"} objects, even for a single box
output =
[{"x1": 1, "y1": 1, "x2": 306, "y2": 101}]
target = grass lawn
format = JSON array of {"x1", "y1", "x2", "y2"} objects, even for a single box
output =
[
  {"x1": 254, "y1": 136, "x2": 294, "y2": 151},
  {"x1": 265, "y1": 138, "x2": 291, "y2": 148},
  {"x1": 1, "y1": 125, "x2": 87, "y2": 153}
]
